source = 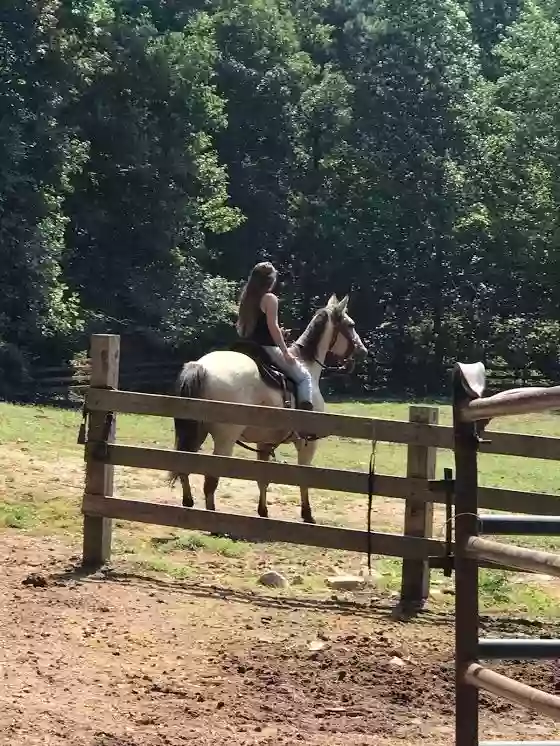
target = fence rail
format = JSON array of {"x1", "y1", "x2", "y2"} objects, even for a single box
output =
[
  {"x1": 86, "y1": 387, "x2": 560, "y2": 461},
  {"x1": 465, "y1": 664, "x2": 560, "y2": 721},
  {"x1": 466, "y1": 536, "x2": 560, "y2": 577},
  {"x1": 83, "y1": 494, "x2": 446, "y2": 558},
  {"x1": 462, "y1": 385, "x2": 560, "y2": 421}
]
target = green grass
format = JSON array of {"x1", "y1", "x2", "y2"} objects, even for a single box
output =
[
  {"x1": 150, "y1": 531, "x2": 248, "y2": 558},
  {"x1": 1, "y1": 399, "x2": 560, "y2": 615},
  {"x1": 0, "y1": 503, "x2": 36, "y2": 529},
  {"x1": 134, "y1": 555, "x2": 193, "y2": 579}
]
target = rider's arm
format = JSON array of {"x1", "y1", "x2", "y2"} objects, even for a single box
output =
[{"x1": 261, "y1": 293, "x2": 289, "y2": 354}]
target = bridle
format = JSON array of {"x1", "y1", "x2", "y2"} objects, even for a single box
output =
[{"x1": 312, "y1": 316, "x2": 358, "y2": 374}]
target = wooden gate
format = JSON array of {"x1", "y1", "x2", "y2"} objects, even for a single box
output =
[{"x1": 452, "y1": 362, "x2": 560, "y2": 746}]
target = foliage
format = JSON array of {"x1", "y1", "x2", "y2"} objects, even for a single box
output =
[{"x1": 1, "y1": 0, "x2": 560, "y2": 396}]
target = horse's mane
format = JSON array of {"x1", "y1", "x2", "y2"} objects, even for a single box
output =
[{"x1": 292, "y1": 308, "x2": 330, "y2": 362}]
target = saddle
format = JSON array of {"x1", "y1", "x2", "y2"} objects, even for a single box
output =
[
  {"x1": 453, "y1": 361, "x2": 486, "y2": 400},
  {"x1": 230, "y1": 339, "x2": 297, "y2": 408}
]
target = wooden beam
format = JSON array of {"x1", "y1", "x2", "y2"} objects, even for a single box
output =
[
  {"x1": 82, "y1": 334, "x2": 120, "y2": 567},
  {"x1": 476, "y1": 486, "x2": 560, "y2": 516},
  {"x1": 466, "y1": 537, "x2": 560, "y2": 578},
  {"x1": 91, "y1": 443, "x2": 428, "y2": 500},
  {"x1": 400, "y1": 405, "x2": 438, "y2": 611},
  {"x1": 465, "y1": 663, "x2": 560, "y2": 721},
  {"x1": 479, "y1": 430, "x2": 560, "y2": 461},
  {"x1": 88, "y1": 443, "x2": 560, "y2": 516},
  {"x1": 462, "y1": 386, "x2": 560, "y2": 422},
  {"x1": 85, "y1": 387, "x2": 442, "y2": 444},
  {"x1": 84, "y1": 387, "x2": 560, "y2": 461},
  {"x1": 82, "y1": 494, "x2": 448, "y2": 558}
]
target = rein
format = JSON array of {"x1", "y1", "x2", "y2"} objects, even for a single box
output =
[
  {"x1": 313, "y1": 356, "x2": 355, "y2": 374},
  {"x1": 235, "y1": 433, "x2": 294, "y2": 459}
]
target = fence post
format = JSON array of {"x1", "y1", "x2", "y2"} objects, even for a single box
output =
[
  {"x1": 82, "y1": 334, "x2": 120, "y2": 567},
  {"x1": 399, "y1": 405, "x2": 439, "y2": 611},
  {"x1": 453, "y1": 367, "x2": 481, "y2": 746}
]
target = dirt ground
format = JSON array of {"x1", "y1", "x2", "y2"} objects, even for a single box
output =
[{"x1": 1, "y1": 533, "x2": 560, "y2": 746}]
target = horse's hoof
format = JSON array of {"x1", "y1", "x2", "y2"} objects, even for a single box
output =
[
  {"x1": 182, "y1": 499, "x2": 194, "y2": 508},
  {"x1": 302, "y1": 514, "x2": 315, "y2": 524},
  {"x1": 258, "y1": 507, "x2": 269, "y2": 518}
]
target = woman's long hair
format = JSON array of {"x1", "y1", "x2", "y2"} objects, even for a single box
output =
[{"x1": 236, "y1": 262, "x2": 277, "y2": 337}]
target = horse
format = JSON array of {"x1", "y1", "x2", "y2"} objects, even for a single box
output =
[{"x1": 168, "y1": 293, "x2": 368, "y2": 523}]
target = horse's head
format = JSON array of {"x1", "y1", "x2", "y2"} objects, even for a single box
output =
[
  {"x1": 293, "y1": 295, "x2": 368, "y2": 370},
  {"x1": 324, "y1": 293, "x2": 368, "y2": 364}
]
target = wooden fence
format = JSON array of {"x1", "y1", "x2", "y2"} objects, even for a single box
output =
[
  {"x1": 80, "y1": 334, "x2": 560, "y2": 615},
  {"x1": 81, "y1": 334, "x2": 449, "y2": 609},
  {"x1": 452, "y1": 362, "x2": 560, "y2": 746},
  {"x1": 28, "y1": 358, "x2": 180, "y2": 401},
  {"x1": 27, "y1": 357, "x2": 559, "y2": 403}
]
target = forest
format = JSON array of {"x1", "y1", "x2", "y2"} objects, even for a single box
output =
[{"x1": 1, "y1": 0, "x2": 559, "y2": 397}]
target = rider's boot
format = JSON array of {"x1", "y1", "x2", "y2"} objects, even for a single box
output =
[{"x1": 298, "y1": 400, "x2": 314, "y2": 439}]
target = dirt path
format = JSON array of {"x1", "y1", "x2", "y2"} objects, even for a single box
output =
[{"x1": 1, "y1": 532, "x2": 559, "y2": 745}]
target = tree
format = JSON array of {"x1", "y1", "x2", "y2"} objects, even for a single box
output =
[
  {"x1": 60, "y1": 3, "x2": 241, "y2": 347},
  {"x1": 0, "y1": 1, "x2": 85, "y2": 391}
]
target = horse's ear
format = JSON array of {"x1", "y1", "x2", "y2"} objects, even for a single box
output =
[
  {"x1": 327, "y1": 294, "x2": 338, "y2": 308},
  {"x1": 337, "y1": 295, "x2": 349, "y2": 312}
]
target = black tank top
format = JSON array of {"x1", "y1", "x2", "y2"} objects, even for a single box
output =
[{"x1": 249, "y1": 309, "x2": 275, "y2": 346}]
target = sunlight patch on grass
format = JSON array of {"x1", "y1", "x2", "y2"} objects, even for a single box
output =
[
  {"x1": 133, "y1": 556, "x2": 193, "y2": 580},
  {"x1": 0, "y1": 503, "x2": 36, "y2": 529},
  {"x1": 151, "y1": 531, "x2": 248, "y2": 558},
  {"x1": 479, "y1": 569, "x2": 560, "y2": 616}
]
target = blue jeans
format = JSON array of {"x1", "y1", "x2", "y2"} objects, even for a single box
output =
[{"x1": 263, "y1": 346, "x2": 314, "y2": 405}]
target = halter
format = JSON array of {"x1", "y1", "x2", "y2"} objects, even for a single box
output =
[{"x1": 312, "y1": 315, "x2": 357, "y2": 373}]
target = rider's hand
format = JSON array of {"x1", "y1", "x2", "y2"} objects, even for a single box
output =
[{"x1": 283, "y1": 349, "x2": 296, "y2": 364}]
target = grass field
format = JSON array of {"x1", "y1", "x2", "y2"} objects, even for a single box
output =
[{"x1": 1, "y1": 399, "x2": 560, "y2": 616}]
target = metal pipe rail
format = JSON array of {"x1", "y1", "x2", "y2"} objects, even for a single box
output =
[
  {"x1": 479, "y1": 515, "x2": 560, "y2": 536},
  {"x1": 465, "y1": 664, "x2": 560, "y2": 721},
  {"x1": 461, "y1": 386, "x2": 560, "y2": 422},
  {"x1": 466, "y1": 537, "x2": 560, "y2": 577},
  {"x1": 479, "y1": 639, "x2": 560, "y2": 660}
]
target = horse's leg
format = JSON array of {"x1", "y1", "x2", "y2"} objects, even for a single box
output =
[
  {"x1": 257, "y1": 446, "x2": 273, "y2": 518},
  {"x1": 296, "y1": 438, "x2": 319, "y2": 523},
  {"x1": 180, "y1": 475, "x2": 194, "y2": 508},
  {"x1": 171, "y1": 417, "x2": 208, "y2": 509},
  {"x1": 204, "y1": 428, "x2": 242, "y2": 511}
]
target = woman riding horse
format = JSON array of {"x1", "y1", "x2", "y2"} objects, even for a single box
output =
[
  {"x1": 236, "y1": 261, "x2": 314, "y2": 411},
  {"x1": 169, "y1": 273, "x2": 368, "y2": 522}
]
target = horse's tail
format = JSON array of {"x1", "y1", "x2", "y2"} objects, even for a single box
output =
[{"x1": 167, "y1": 362, "x2": 209, "y2": 487}]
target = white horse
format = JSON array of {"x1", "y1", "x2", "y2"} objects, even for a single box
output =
[{"x1": 169, "y1": 294, "x2": 368, "y2": 523}]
